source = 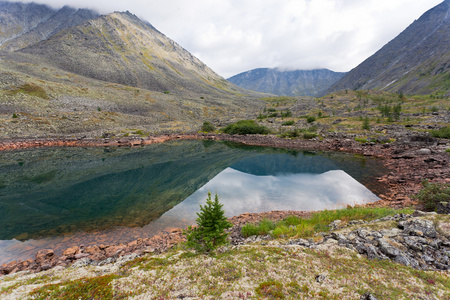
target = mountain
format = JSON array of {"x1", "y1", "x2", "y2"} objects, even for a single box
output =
[
  {"x1": 0, "y1": 1, "x2": 99, "y2": 51},
  {"x1": 327, "y1": 0, "x2": 450, "y2": 95},
  {"x1": 227, "y1": 68, "x2": 346, "y2": 97},
  {"x1": 18, "y1": 11, "x2": 240, "y2": 96},
  {"x1": 0, "y1": 5, "x2": 261, "y2": 138}
]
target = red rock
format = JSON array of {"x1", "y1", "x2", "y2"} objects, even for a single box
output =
[
  {"x1": 35, "y1": 249, "x2": 54, "y2": 263},
  {"x1": 84, "y1": 245, "x2": 100, "y2": 255},
  {"x1": 74, "y1": 253, "x2": 90, "y2": 259},
  {"x1": 63, "y1": 246, "x2": 79, "y2": 257},
  {"x1": 104, "y1": 245, "x2": 126, "y2": 258}
]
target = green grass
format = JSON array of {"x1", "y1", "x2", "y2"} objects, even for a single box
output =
[
  {"x1": 29, "y1": 275, "x2": 130, "y2": 300},
  {"x1": 8, "y1": 83, "x2": 50, "y2": 99},
  {"x1": 242, "y1": 206, "x2": 414, "y2": 239}
]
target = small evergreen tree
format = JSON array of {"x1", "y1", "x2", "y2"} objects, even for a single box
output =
[
  {"x1": 184, "y1": 192, "x2": 232, "y2": 252},
  {"x1": 362, "y1": 116, "x2": 370, "y2": 130}
]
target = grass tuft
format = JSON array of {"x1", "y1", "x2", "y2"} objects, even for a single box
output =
[{"x1": 242, "y1": 206, "x2": 414, "y2": 239}]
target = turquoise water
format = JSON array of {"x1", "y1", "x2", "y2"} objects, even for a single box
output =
[{"x1": 0, "y1": 140, "x2": 387, "y2": 264}]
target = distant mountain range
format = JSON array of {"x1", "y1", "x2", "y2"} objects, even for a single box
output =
[
  {"x1": 327, "y1": 0, "x2": 450, "y2": 95},
  {"x1": 228, "y1": 68, "x2": 346, "y2": 97}
]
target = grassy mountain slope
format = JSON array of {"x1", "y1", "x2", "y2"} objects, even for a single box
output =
[
  {"x1": 328, "y1": 0, "x2": 450, "y2": 95},
  {"x1": 19, "y1": 12, "x2": 245, "y2": 96},
  {"x1": 228, "y1": 68, "x2": 346, "y2": 97},
  {"x1": 0, "y1": 50, "x2": 262, "y2": 138}
]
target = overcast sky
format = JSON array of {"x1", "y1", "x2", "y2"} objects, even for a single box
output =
[{"x1": 14, "y1": 0, "x2": 443, "y2": 78}]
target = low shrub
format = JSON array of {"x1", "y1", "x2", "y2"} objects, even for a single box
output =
[
  {"x1": 256, "y1": 280, "x2": 284, "y2": 299},
  {"x1": 221, "y1": 120, "x2": 270, "y2": 135},
  {"x1": 431, "y1": 126, "x2": 450, "y2": 139},
  {"x1": 306, "y1": 116, "x2": 316, "y2": 123},
  {"x1": 303, "y1": 133, "x2": 317, "y2": 139},
  {"x1": 413, "y1": 181, "x2": 450, "y2": 211},
  {"x1": 201, "y1": 121, "x2": 215, "y2": 132},
  {"x1": 281, "y1": 120, "x2": 295, "y2": 126},
  {"x1": 280, "y1": 130, "x2": 300, "y2": 138}
]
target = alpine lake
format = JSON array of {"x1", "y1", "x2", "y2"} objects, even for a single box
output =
[{"x1": 0, "y1": 140, "x2": 388, "y2": 264}]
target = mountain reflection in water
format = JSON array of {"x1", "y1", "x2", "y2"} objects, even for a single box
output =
[{"x1": 0, "y1": 140, "x2": 387, "y2": 264}]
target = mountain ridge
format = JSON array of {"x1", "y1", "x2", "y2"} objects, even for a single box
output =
[
  {"x1": 0, "y1": 1, "x2": 99, "y2": 51},
  {"x1": 18, "y1": 11, "x2": 242, "y2": 96},
  {"x1": 228, "y1": 68, "x2": 346, "y2": 97},
  {"x1": 326, "y1": 0, "x2": 450, "y2": 95}
]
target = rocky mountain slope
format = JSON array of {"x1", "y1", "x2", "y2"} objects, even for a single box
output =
[
  {"x1": 0, "y1": 3, "x2": 262, "y2": 138},
  {"x1": 228, "y1": 68, "x2": 346, "y2": 96},
  {"x1": 19, "y1": 11, "x2": 242, "y2": 96},
  {"x1": 0, "y1": 1, "x2": 98, "y2": 51},
  {"x1": 327, "y1": 0, "x2": 450, "y2": 95}
]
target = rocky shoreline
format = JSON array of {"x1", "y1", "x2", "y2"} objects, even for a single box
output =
[{"x1": 0, "y1": 133, "x2": 448, "y2": 276}]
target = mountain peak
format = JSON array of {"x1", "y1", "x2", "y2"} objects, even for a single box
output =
[
  {"x1": 18, "y1": 10, "x2": 241, "y2": 95},
  {"x1": 0, "y1": 2, "x2": 98, "y2": 51}
]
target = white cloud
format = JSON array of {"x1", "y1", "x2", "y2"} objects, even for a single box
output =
[{"x1": 12, "y1": 0, "x2": 443, "y2": 77}]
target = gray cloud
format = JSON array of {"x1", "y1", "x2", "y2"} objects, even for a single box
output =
[{"x1": 13, "y1": 0, "x2": 443, "y2": 77}]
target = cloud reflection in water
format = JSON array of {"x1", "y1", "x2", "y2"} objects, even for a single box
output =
[{"x1": 158, "y1": 167, "x2": 379, "y2": 226}]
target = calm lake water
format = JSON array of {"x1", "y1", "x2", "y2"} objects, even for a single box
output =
[{"x1": 0, "y1": 140, "x2": 387, "y2": 264}]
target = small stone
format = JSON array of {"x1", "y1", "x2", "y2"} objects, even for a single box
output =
[
  {"x1": 422, "y1": 255, "x2": 435, "y2": 262},
  {"x1": 315, "y1": 274, "x2": 326, "y2": 283},
  {"x1": 416, "y1": 149, "x2": 431, "y2": 155},
  {"x1": 360, "y1": 292, "x2": 378, "y2": 300}
]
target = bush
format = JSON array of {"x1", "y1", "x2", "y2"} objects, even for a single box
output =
[
  {"x1": 221, "y1": 120, "x2": 270, "y2": 135},
  {"x1": 201, "y1": 121, "x2": 215, "y2": 132},
  {"x1": 280, "y1": 130, "x2": 300, "y2": 138},
  {"x1": 431, "y1": 126, "x2": 450, "y2": 139},
  {"x1": 184, "y1": 192, "x2": 232, "y2": 252},
  {"x1": 281, "y1": 120, "x2": 295, "y2": 126},
  {"x1": 413, "y1": 181, "x2": 450, "y2": 212},
  {"x1": 303, "y1": 133, "x2": 317, "y2": 139},
  {"x1": 12, "y1": 113, "x2": 18, "y2": 118},
  {"x1": 306, "y1": 116, "x2": 316, "y2": 123},
  {"x1": 281, "y1": 110, "x2": 292, "y2": 118}
]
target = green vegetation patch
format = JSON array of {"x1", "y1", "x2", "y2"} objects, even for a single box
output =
[
  {"x1": 413, "y1": 180, "x2": 450, "y2": 212},
  {"x1": 281, "y1": 120, "x2": 295, "y2": 126},
  {"x1": 29, "y1": 275, "x2": 130, "y2": 300},
  {"x1": 7, "y1": 83, "x2": 50, "y2": 99},
  {"x1": 201, "y1": 121, "x2": 215, "y2": 132},
  {"x1": 221, "y1": 120, "x2": 270, "y2": 135},
  {"x1": 242, "y1": 206, "x2": 414, "y2": 239},
  {"x1": 256, "y1": 280, "x2": 285, "y2": 299},
  {"x1": 431, "y1": 126, "x2": 450, "y2": 139}
]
